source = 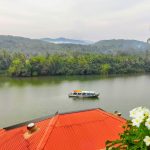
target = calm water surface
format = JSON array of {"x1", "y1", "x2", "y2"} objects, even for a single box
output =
[{"x1": 0, "y1": 74, "x2": 150, "y2": 128}]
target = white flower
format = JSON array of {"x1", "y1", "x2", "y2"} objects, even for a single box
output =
[
  {"x1": 130, "y1": 109, "x2": 137, "y2": 118},
  {"x1": 145, "y1": 118, "x2": 150, "y2": 130},
  {"x1": 132, "y1": 117, "x2": 143, "y2": 127},
  {"x1": 137, "y1": 112, "x2": 145, "y2": 120},
  {"x1": 130, "y1": 107, "x2": 150, "y2": 119},
  {"x1": 144, "y1": 136, "x2": 150, "y2": 146},
  {"x1": 130, "y1": 107, "x2": 143, "y2": 118},
  {"x1": 130, "y1": 107, "x2": 150, "y2": 127},
  {"x1": 143, "y1": 108, "x2": 150, "y2": 117}
]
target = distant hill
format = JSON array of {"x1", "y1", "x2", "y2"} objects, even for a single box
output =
[
  {"x1": 0, "y1": 35, "x2": 66, "y2": 54},
  {"x1": 40, "y1": 37, "x2": 93, "y2": 45},
  {"x1": 92, "y1": 39, "x2": 150, "y2": 54},
  {"x1": 0, "y1": 35, "x2": 150, "y2": 55}
]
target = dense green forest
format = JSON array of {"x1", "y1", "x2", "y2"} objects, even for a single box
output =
[{"x1": 0, "y1": 51, "x2": 150, "y2": 77}]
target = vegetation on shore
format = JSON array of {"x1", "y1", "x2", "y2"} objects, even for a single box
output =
[
  {"x1": 106, "y1": 107, "x2": 150, "y2": 150},
  {"x1": 0, "y1": 51, "x2": 150, "y2": 77}
]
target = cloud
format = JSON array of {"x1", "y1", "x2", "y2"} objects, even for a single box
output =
[{"x1": 0, "y1": 0, "x2": 149, "y2": 41}]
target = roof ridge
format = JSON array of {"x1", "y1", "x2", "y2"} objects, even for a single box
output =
[
  {"x1": 96, "y1": 109, "x2": 126, "y2": 123},
  {"x1": 36, "y1": 115, "x2": 59, "y2": 150},
  {"x1": 60, "y1": 108, "x2": 101, "y2": 115}
]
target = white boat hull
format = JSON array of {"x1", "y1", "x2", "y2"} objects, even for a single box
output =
[{"x1": 68, "y1": 93, "x2": 99, "y2": 98}]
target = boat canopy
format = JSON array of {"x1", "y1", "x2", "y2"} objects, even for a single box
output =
[
  {"x1": 73, "y1": 90, "x2": 95, "y2": 94},
  {"x1": 73, "y1": 90, "x2": 82, "y2": 93}
]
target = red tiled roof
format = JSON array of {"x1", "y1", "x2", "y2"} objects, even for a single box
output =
[
  {"x1": 0, "y1": 109, "x2": 126, "y2": 150},
  {"x1": 0, "y1": 128, "x2": 29, "y2": 150},
  {"x1": 0, "y1": 129, "x2": 5, "y2": 137}
]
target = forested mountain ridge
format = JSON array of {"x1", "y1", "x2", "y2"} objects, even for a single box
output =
[
  {"x1": 0, "y1": 35, "x2": 62, "y2": 54},
  {"x1": 0, "y1": 35, "x2": 150, "y2": 55},
  {"x1": 93, "y1": 39, "x2": 150, "y2": 54}
]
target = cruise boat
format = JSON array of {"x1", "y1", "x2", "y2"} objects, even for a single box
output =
[{"x1": 68, "y1": 90, "x2": 99, "y2": 98}]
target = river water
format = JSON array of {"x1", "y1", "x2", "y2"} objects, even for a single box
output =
[{"x1": 0, "y1": 74, "x2": 150, "y2": 128}]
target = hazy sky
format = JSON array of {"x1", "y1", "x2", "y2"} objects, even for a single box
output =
[{"x1": 0, "y1": 0, "x2": 150, "y2": 41}]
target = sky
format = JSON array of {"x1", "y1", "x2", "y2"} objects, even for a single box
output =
[{"x1": 0, "y1": 0, "x2": 150, "y2": 41}]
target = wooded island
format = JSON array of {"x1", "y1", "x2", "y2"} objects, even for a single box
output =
[{"x1": 0, "y1": 51, "x2": 150, "y2": 77}]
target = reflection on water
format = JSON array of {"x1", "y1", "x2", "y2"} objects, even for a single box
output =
[
  {"x1": 0, "y1": 74, "x2": 150, "y2": 128},
  {"x1": 0, "y1": 74, "x2": 143, "y2": 87}
]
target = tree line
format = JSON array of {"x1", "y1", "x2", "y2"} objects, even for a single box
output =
[{"x1": 0, "y1": 51, "x2": 150, "y2": 77}]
